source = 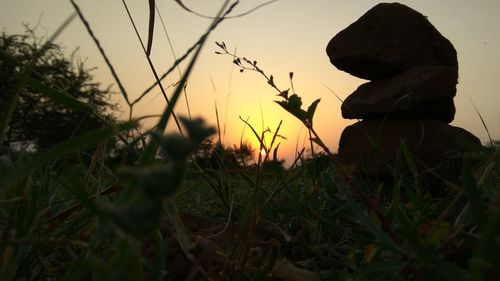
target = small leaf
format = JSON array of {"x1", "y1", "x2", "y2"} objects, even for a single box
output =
[
  {"x1": 275, "y1": 96, "x2": 307, "y2": 122},
  {"x1": 279, "y1": 89, "x2": 289, "y2": 99},
  {"x1": 215, "y1": 42, "x2": 223, "y2": 49},
  {"x1": 289, "y1": 72, "x2": 294, "y2": 79},
  {"x1": 273, "y1": 143, "x2": 281, "y2": 161},
  {"x1": 240, "y1": 69, "x2": 244, "y2": 73},
  {"x1": 288, "y1": 94, "x2": 302, "y2": 109},
  {"x1": 268, "y1": 75, "x2": 274, "y2": 87},
  {"x1": 216, "y1": 41, "x2": 227, "y2": 51},
  {"x1": 306, "y1": 98, "x2": 321, "y2": 124}
]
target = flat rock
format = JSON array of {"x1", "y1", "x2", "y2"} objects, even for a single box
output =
[
  {"x1": 338, "y1": 118, "x2": 481, "y2": 176},
  {"x1": 326, "y1": 3, "x2": 458, "y2": 80},
  {"x1": 341, "y1": 65, "x2": 458, "y2": 123}
]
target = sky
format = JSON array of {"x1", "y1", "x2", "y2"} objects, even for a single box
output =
[{"x1": 1, "y1": 0, "x2": 499, "y2": 164}]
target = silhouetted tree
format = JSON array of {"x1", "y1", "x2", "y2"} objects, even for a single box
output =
[
  {"x1": 0, "y1": 30, "x2": 116, "y2": 151},
  {"x1": 262, "y1": 159, "x2": 285, "y2": 173},
  {"x1": 231, "y1": 142, "x2": 254, "y2": 167},
  {"x1": 193, "y1": 140, "x2": 240, "y2": 171}
]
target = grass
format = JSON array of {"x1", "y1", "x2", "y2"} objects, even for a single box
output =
[{"x1": 1, "y1": 1, "x2": 499, "y2": 280}]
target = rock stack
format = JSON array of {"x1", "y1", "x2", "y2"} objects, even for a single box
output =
[{"x1": 326, "y1": 3, "x2": 481, "y2": 179}]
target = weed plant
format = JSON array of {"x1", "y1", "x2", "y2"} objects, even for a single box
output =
[
  {"x1": 214, "y1": 42, "x2": 500, "y2": 281},
  {"x1": 0, "y1": 1, "x2": 499, "y2": 280}
]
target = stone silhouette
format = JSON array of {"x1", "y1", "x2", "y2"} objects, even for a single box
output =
[
  {"x1": 327, "y1": 3, "x2": 481, "y2": 182},
  {"x1": 326, "y1": 2, "x2": 458, "y2": 80},
  {"x1": 338, "y1": 119, "x2": 480, "y2": 176},
  {"x1": 341, "y1": 65, "x2": 458, "y2": 123}
]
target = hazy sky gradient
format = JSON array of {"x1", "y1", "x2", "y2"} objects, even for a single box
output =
[{"x1": 2, "y1": 0, "x2": 499, "y2": 163}]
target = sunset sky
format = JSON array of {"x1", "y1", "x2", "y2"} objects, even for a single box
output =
[{"x1": 2, "y1": 0, "x2": 499, "y2": 163}]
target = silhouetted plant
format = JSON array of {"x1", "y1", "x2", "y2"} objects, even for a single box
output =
[
  {"x1": 0, "y1": 29, "x2": 116, "y2": 151},
  {"x1": 216, "y1": 41, "x2": 331, "y2": 155},
  {"x1": 216, "y1": 41, "x2": 500, "y2": 281}
]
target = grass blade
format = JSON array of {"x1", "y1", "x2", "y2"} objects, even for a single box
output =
[
  {"x1": 146, "y1": 0, "x2": 155, "y2": 56},
  {"x1": 461, "y1": 156, "x2": 487, "y2": 229},
  {"x1": 470, "y1": 210, "x2": 500, "y2": 280},
  {"x1": 469, "y1": 98, "x2": 493, "y2": 145},
  {"x1": 140, "y1": 0, "x2": 235, "y2": 165},
  {"x1": 2, "y1": 121, "x2": 136, "y2": 187},
  {"x1": 70, "y1": 0, "x2": 130, "y2": 105}
]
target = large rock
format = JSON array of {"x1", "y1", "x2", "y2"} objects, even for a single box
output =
[
  {"x1": 338, "y1": 118, "x2": 481, "y2": 176},
  {"x1": 326, "y1": 3, "x2": 458, "y2": 80},
  {"x1": 341, "y1": 65, "x2": 457, "y2": 123}
]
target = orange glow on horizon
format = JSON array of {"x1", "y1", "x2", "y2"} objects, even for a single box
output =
[{"x1": 0, "y1": 0, "x2": 497, "y2": 166}]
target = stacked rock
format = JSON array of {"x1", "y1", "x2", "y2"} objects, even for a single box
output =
[{"x1": 326, "y1": 3, "x2": 481, "y2": 179}]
